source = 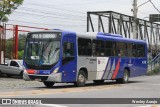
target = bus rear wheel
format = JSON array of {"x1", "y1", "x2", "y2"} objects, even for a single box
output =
[
  {"x1": 116, "y1": 69, "x2": 129, "y2": 84},
  {"x1": 74, "y1": 70, "x2": 86, "y2": 87},
  {"x1": 43, "y1": 81, "x2": 55, "y2": 88}
]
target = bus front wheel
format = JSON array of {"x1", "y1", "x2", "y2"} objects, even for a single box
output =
[
  {"x1": 74, "y1": 70, "x2": 86, "y2": 87},
  {"x1": 43, "y1": 81, "x2": 55, "y2": 88},
  {"x1": 116, "y1": 69, "x2": 129, "y2": 84}
]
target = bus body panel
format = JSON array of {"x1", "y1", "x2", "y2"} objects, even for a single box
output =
[{"x1": 77, "y1": 57, "x2": 97, "y2": 81}]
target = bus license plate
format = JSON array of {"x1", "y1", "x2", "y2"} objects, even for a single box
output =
[{"x1": 35, "y1": 78, "x2": 41, "y2": 81}]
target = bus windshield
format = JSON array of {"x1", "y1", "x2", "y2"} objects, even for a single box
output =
[{"x1": 24, "y1": 33, "x2": 61, "y2": 68}]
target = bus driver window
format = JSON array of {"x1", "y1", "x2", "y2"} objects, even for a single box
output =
[
  {"x1": 62, "y1": 42, "x2": 74, "y2": 65},
  {"x1": 63, "y1": 42, "x2": 74, "y2": 58}
]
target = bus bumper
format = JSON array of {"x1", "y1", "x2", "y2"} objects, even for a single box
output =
[{"x1": 23, "y1": 70, "x2": 62, "y2": 82}]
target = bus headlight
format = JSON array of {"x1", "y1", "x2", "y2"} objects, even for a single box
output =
[{"x1": 52, "y1": 67, "x2": 59, "y2": 74}]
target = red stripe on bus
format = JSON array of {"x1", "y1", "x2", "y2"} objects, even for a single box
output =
[{"x1": 112, "y1": 59, "x2": 120, "y2": 79}]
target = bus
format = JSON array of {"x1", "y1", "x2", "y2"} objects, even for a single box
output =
[{"x1": 23, "y1": 30, "x2": 147, "y2": 87}]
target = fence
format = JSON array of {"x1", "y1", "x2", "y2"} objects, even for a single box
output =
[{"x1": 148, "y1": 52, "x2": 160, "y2": 74}]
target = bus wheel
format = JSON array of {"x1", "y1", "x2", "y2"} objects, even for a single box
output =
[
  {"x1": 43, "y1": 81, "x2": 55, "y2": 88},
  {"x1": 116, "y1": 69, "x2": 129, "y2": 84},
  {"x1": 74, "y1": 70, "x2": 86, "y2": 87},
  {"x1": 93, "y1": 80, "x2": 104, "y2": 84}
]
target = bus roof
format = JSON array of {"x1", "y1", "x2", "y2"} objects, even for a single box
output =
[
  {"x1": 77, "y1": 32, "x2": 146, "y2": 44},
  {"x1": 97, "y1": 32, "x2": 146, "y2": 44},
  {"x1": 28, "y1": 30, "x2": 146, "y2": 44}
]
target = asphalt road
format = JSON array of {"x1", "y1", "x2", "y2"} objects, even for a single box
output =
[{"x1": 0, "y1": 75, "x2": 160, "y2": 107}]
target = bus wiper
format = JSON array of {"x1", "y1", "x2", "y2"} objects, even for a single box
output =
[{"x1": 38, "y1": 42, "x2": 44, "y2": 66}]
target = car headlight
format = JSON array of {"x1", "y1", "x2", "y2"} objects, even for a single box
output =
[{"x1": 24, "y1": 69, "x2": 27, "y2": 73}]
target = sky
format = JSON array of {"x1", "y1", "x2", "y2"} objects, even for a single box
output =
[{"x1": 5, "y1": 0, "x2": 160, "y2": 35}]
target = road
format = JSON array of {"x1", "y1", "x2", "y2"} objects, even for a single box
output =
[{"x1": 0, "y1": 75, "x2": 160, "y2": 107}]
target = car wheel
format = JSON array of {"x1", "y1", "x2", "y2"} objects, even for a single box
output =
[
  {"x1": 74, "y1": 70, "x2": 86, "y2": 87},
  {"x1": 20, "y1": 71, "x2": 24, "y2": 79},
  {"x1": 43, "y1": 81, "x2": 55, "y2": 88}
]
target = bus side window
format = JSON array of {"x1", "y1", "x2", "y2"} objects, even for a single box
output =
[
  {"x1": 137, "y1": 44, "x2": 145, "y2": 57},
  {"x1": 93, "y1": 40, "x2": 105, "y2": 57},
  {"x1": 116, "y1": 42, "x2": 127, "y2": 57},
  {"x1": 63, "y1": 42, "x2": 74, "y2": 58},
  {"x1": 62, "y1": 42, "x2": 74, "y2": 65},
  {"x1": 132, "y1": 44, "x2": 137, "y2": 57},
  {"x1": 127, "y1": 43, "x2": 133, "y2": 57},
  {"x1": 105, "y1": 41, "x2": 115, "y2": 56},
  {"x1": 78, "y1": 38, "x2": 92, "y2": 56}
]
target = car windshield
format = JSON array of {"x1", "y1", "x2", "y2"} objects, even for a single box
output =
[{"x1": 17, "y1": 60, "x2": 23, "y2": 66}]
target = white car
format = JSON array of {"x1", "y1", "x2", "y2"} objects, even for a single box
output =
[{"x1": 0, "y1": 60, "x2": 24, "y2": 78}]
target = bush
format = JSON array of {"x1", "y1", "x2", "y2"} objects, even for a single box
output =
[{"x1": 147, "y1": 67, "x2": 160, "y2": 75}]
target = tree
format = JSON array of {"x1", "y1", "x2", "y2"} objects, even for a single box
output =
[
  {"x1": 18, "y1": 33, "x2": 26, "y2": 59},
  {"x1": 6, "y1": 33, "x2": 26, "y2": 59},
  {"x1": 6, "y1": 38, "x2": 13, "y2": 59},
  {"x1": 0, "y1": 0, "x2": 24, "y2": 22}
]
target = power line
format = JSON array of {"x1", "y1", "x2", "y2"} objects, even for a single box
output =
[
  {"x1": 137, "y1": 0, "x2": 150, "y2": 8},
  {"x1": 25, "y1": 0, "x2": 113, "y2": 7},
  {"x1": 19, "y1": 7, "x2": 86, "y2": 18},
  {"x1": 8, "y1": 20, "x2": 86, "y2": 27},
  {"x1": 24, "y1": 3, "x2": 85, "y2": 14},
  {"x1": 149, "y1": 0, "x2": 160, "y2": 13},
  {"x1": 13, "y1": 11, "x2": 87, "y2": 21}
]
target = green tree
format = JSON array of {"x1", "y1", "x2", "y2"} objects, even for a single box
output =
[
  {"x1": 5, "y1": 38, "x2": 13, "y2": 59},
  {"x1": 18, "y1": 33, "x2": 26, "y2": 59},
  {"x1": 6, "y1": 33, "x2": 26, "y2": 59},
  {"x1": 0, "y1": 0, "x2": 24, "y2": 22},
  {"x1": 18, "y1": 50, "x2": 24, "y2": 59}
]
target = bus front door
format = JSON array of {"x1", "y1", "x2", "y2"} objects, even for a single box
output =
[{"x1": 61, "y1": 35, "x2": 77, "y2": 82}]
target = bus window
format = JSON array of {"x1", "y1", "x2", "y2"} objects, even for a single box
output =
[
  {"x1": 78, "y1": 38, "x2": 92, "y2": 56},
  {"x1": 137, "y1": 44, "x2": 145, "y2": 57},
  {"x1": 62, "y1": 42, "x2": 74, "y2": 65},
  {"x1": 132, "y1": 44, "x2": 137, "y2": 57},
  {"x1": 116, "y1": 42, "x2": 127, "y2": 57},
  {"x1": 105, "y1": 41, "x2": 115, "y2": 56},
  {"x1": 127, "y1": 43, "x2": 133, "y2": 57},
  {"x1": 63, "y1": 42, "x2": 74, "y2": 58},
  {"x1": 93, "y1": 40, "x2": 105, "y2": 57}
]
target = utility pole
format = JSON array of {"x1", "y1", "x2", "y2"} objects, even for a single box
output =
[{"x1": 132, "y1": 0, "x2": 138, "y2": 39}]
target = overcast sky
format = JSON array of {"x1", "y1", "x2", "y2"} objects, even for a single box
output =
[{"x1": 6, "y1": 0, "x2": 160, "y2": 33}]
